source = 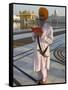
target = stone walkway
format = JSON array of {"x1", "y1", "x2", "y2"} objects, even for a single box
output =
[{"x1": 13, "y1": 34, "x2": 66, "y2": 86}]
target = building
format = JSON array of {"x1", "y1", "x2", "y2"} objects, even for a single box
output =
[
  {"x1": 13, "y1": 15, "x2": 20, "y2": 30},
  {"x1": 17, "y1": 10, "x2": 37, "y2": 29},
  {"x1": 48, "y1": 10, "x2": 65, "y2": 27},
  {"x1": 13, "y1": 9, "x2": 65, "y2": 30}
]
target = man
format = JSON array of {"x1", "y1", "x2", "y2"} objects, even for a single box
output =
[{"x1": 32, "y1": 7, "x2": 53, "y2": 84}]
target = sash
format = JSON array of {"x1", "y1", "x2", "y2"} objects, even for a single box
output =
[{"x1": 37, "y1": 36, "x2": 48, "y2": 57}]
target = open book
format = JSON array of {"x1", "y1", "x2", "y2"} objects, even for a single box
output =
[{"x1": 32, "y1": 27, "x2": 43, "y2": 37}]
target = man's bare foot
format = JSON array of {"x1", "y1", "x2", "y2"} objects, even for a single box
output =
[
  {"x1": 39, "y1": 80, "x2": 48, "y2": 84},
  {"x1": 36, "y1": 79, "x2": 42, "y2": 84},
  {"x1": 36, "y1": 80, "x2": 40, "y2": 84}
]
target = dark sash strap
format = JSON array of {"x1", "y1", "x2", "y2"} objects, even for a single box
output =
[
  {"x1": 37, "y1": 36, "x2": 48, "y2": 56},
  {"x1": 37, "y1": 36, "x2": 42, "y2": 53},
  {"x1": 42, "y1": 46, "x2": 48, "y2": 55}
]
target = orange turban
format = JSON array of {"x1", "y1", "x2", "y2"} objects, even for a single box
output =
[{"x1": 39, "y1": 7, "x2": 48, "y2": 20}]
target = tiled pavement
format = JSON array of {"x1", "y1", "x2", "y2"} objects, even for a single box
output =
[{"x1": 13, "y1": 34, "x2": 66, "y2": 86}]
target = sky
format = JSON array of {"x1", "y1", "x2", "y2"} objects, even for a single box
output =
[{"x1": 13, "y1": 4, "x2": 65, "y2": 16}]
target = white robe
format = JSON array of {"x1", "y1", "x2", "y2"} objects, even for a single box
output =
[{"x1": 32, "y1": 23, "x2": 53, "y2": 72}]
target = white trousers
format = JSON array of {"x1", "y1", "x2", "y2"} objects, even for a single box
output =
[
  {"x1": 34, "y1": 51, "x2": 49, "y2": 82},
  {"x1": 38, "y1": 56, "x2": 48, "y2": 82}
]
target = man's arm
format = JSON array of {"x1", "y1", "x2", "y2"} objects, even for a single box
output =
[
  {"x1": 41, "y1": 26, "x2": 53, "y2": 45},
  {"x1": 32, "y1": 32, "x2": 36, "y2": 41}
]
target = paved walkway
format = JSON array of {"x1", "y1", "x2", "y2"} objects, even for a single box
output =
[{"x1": 13, "y1": 34, "x2": 65, "y2": 86}]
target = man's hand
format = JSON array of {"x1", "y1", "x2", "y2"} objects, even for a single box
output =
[
  {"x1": 32, "y1": 27, "x2": 43, "y2": 37},
  {"x1": 34, "y1": 32, "x2": 42, "y2": 37}
]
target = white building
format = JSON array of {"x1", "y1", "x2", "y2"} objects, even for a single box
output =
[{"x1": 13, "y1": 15, "x2": 20, "y2": 30}]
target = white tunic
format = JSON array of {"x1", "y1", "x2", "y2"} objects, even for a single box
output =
[{"x1": 32, "y1": 23, "x2": 53, "y2": 72}]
